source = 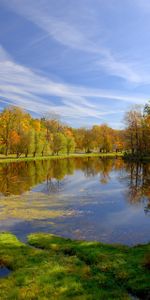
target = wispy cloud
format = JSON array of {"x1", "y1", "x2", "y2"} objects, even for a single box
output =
[
  {"x1": 98, "y1": 55, "x2": 142, "y2": 84},
  {"x1": 1, "y1": 0, "x2": 147, "y2": 84},
  {"x1": 0, "y1": 45, "x2": 148, "y2": 127}
]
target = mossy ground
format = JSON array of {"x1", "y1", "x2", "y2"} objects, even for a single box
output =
[{"x1": 0, "y1": 233, "x2": 149, "y2": 300}]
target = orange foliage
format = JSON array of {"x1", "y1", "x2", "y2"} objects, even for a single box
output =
[{"x1": 10, "y1": 131, "x2": 20, "y2": 145}]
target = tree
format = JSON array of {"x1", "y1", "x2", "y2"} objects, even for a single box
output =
[
  {"x1": 113, "y1": 130, "x2": 124, "y2": 153},
  {"x1": 144, "y1": 101, "x2": 150, "y2": 115},
  {"x1": 33, "y1": 131, "x2": 42, "y2": 157},
  {"x1": 73, "y1": 128, "x2": 85, "y2": 152},
  {"x1": 91, "y1": 124, "x2": 114, "y2": 153},
  {"x1": 0, "y1": 106, "x2": 17, "y2": 155},
  {"x1": 51, "y1": 133, "x2": 66, "y2": 155},
  {"x1": 91, "y1": 125, "x2": 102, "y2": 151},
  {"x1": 40, "y1": 129, "x2": 51, "y2": 156},
  {"x1": 124, "y1": 107, "x2": 143, "y2": 155},
  {"x1": 82, "y1": 129, "x2": 94, "y2": 153},
  {"x1": 0, "y1": 106, "x2": 31, "y2": 157},
  {"x1": 23, "y1": 129, "x2": 35, "y2": 157},
  {"x1": 2, "y1": 103, "x2": 150, "y2": 159},
  {"x1": 143, "y1": 102, "x2": 150, "y2": 154},
  {"x1": 66, "y1": 136, "x2": 76, "y2": 155}
]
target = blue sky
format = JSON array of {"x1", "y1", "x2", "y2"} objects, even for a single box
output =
[{"x1": 0, "y1": 0, "x2": 150, "y2": 128}]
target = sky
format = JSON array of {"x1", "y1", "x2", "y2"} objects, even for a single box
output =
[{"x1": 0, "y1": 0, "x2": 150, "y2": 128}]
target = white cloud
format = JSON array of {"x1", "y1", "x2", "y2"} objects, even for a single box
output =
[
  {"x1": 98, "y1": 55, "x2": 142, "y2": 84},
  {"x1": 1, "y1": 0, "x2": 147, "y2": 84},
  {"x1": 0, "y1": 45, "x2": 148, "y2": 126}
]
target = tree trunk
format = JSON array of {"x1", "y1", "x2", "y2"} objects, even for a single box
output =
[
  {"x1": 25, "y1": 150, "x2": 28, "y2": 158},
  {"x1": 5, "y1": 146, "x2": 8, "y2": 156}
]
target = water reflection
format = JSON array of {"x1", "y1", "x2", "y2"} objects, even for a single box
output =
[
  {"x1": 0, "y1": 158, "x2": 122, "y2": 196},
  {"x1": 123, "y1": 162, "x2": 150, "y2": 214},
  {"x1": 0, "y1": 157, "x2": 150, "y2": 245},
  {"x1": 0, "y1": 158, "x2": 150, "y2": 205}
]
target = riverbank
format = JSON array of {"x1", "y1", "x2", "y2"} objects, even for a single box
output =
[
  {"x1": 0, "y1": 232, "x2": 149, "y2": 299},
  {"x1": 0, "y1": 152, "x2": 123, "y2": 164}
]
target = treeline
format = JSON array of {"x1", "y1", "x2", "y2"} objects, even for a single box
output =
[
  {"x1": 0, "y1": 103, "x2": 150, "y2": 158},
  {"x1": 0, "y1": 106, "x2": 124, "y2": 157}
]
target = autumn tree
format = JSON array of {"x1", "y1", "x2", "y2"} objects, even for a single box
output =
[
  {"x1": 73, "y1": 128, "x2": 85, "y2": 152},
  {"x1": 0, "y1": 106, "x2": 31, "y2": 157},
  {"x1": 124, "y1": 107, "x2": 143, "y2": 155},
  {"x1": 82, "y1": 129, "x2": 94, "y2": 153},
  {"x1": 99, "y1": 124, "x2": 113, "y2": 152},
  {"x1": 0, "y1": 106, "x2": 17, "y2": 155},
  {"x1": 143, "y1": 102, "x2": 150, "y2": 154},
  {"x1": 113, "y1": 130, "x2": 124, "y2": 152}
]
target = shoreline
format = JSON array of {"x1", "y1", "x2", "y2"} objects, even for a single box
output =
[{"x1": 0, "y1": 152, "x2": 123, "y2": 164}]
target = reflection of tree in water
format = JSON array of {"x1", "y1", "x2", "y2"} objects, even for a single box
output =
[
  {"x1": 74, "y1": 157, "x2": 123, "y2": 183},
  {"x1": 0, "y1": 157, "x2": 125, "y2": 196},
  {"x1": 144, "y1": 203, "x2": 150, "y2": 215},
  {"x1": 122, "y1": 162, "x2": 150, "y2": 214},
  {"x1": 45, "y1": 178, "x2": 64, "y2": 194},
  {"x1": 0, "y1": 162, "x2": 33, "y2": 196},
  {"x1": 0, "y1": 157, "x2": 149, "y2": 215},
  {"x1": 77, "y1": 157, "x2": 100, "y2": 177},
  {"x1": 0, "y1": 159, "x2": 75, "y2": 196},
  {"x1": 44, "y1": 159, "x2": 75, "y2": 194},
  {"x1": 99, "y1": 158, "x2": 113, "y2": 184}
]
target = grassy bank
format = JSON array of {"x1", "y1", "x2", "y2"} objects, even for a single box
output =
[
  {"x1": 0, "y1": 152, "x2": 123, "y2": 164},
  {"x1": 0, "y1": 233, "x2": 149, "y2": 299}
]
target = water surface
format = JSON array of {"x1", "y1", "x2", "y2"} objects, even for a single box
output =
[{"x1": 0, "y1": 157, "x2": 149, "y2": 245}]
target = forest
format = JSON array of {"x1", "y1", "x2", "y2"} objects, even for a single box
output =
[{"x1": 0, "y1": 102, "x2": 150, "y2": 158}]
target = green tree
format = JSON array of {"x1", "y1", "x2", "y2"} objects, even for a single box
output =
[
  {"x1": 23, "y1": 129, "x2": 35, "y2": 157},
  {"x1": 66, "y1": 136, "x2": 76, "y2": 155},
  {"x1": 33, "y1": 131, "x2": 42, "y2": 157},
  {"x1": 51, "y1": 133, "x2": 66, "y2": 155}
]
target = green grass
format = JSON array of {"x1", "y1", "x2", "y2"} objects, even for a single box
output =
[
  {"x1": 0, "y1": 152, "x2": 123, "y2": 164},
  {"x1": 0, "y1": 233, "x2": 149, "y2": 299}
]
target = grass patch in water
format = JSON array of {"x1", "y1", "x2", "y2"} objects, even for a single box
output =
[{"x1": 0, "y1": 232, "x2": 149, "y2": 299}]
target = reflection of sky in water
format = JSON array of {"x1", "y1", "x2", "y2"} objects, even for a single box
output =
[{"x1": 0, "y1": 159, "x2": 150, "y2": 245}]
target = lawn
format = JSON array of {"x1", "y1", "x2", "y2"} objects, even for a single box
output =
[{"x1": 0, "y1": 232, "x2": 149, "y2": 299}]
